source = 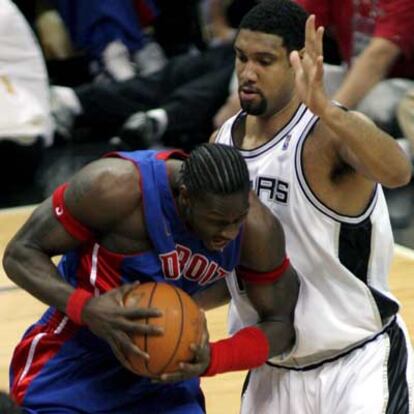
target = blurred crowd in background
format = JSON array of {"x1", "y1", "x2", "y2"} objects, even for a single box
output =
[{"x1": 1, "y1": 0, "x2": 414, "y2": 226}]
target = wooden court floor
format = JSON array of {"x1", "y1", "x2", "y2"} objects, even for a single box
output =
[{"x1": 1, "y1": 206, "x2": 414, "y2": 414}]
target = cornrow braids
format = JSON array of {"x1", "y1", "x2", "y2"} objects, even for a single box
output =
[{"x1": 181, "y1": 143, "x2": 250, "y2": 197}]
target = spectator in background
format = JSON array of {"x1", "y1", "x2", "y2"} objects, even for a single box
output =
[
  {"x1": 205, "y1": 0, "x2": 258, "y2": 45},
  {"x1": 0, "y1": 0, "x2": 52, "y2": 189},
  {"x1": 153, "y1": 0, "x2": 206, "y2": 57},
  {"x1": 39, "y1": 0, "x2": 167, "y2": 82},
  {"x1": 295, "y1": 0, "x2": 414, "y2": 136},
  {"x1": 51, "y1": 44, "x2": 235, "y2": 150},
  {"x1": 50, "y1": 0, "x2": 260, "y2": 149}
]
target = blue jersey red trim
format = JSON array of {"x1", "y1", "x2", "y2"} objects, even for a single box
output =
[{"x1": 10, "y1": 149, "x2": 242, "y2": 411}]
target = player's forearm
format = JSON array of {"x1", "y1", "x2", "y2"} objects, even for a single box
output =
[
  {"x1": 256, "y1": 274, "x2": 297, "y2": 358},
  {"x1": 258, "y1": 318, "x2": 295, "y2": 357},
  {"x1": 334, "y1": 39, "x2": 400, "y2": 108},
  {"x1": 193, "y1": 279, "x2": 230, "y2": 311},
  {"x1": 3, "y1": 241, "x2": 74, "y2": 312},
  {"x1": 321, "y1": 104, "x2": 412, "y2": 187}
]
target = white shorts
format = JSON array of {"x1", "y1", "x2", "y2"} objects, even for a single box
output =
[{"x1": 241, "y1": 317, "x2": 413, "y2": 414}]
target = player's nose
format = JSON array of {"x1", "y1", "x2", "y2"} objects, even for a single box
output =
[{"x1": 240, "y1": 61, "x2": 258, "y2": 82}]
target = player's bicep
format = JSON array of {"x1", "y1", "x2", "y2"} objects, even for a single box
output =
[
  {"x1": 317, "y1": 112, "x2": 375, "y2": 177},
  {"x1": 335, "y1": 112, "x2": 383, "y2": 178},
  {"x1": 10, "y1": 198, "x2": 84, "y2": 258}
]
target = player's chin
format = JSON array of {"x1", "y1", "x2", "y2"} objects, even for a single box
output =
[
  {"x1": 240, "y1": 100, "x2": 266, "y2": 116},
  {"x1": 240, "y1": 97, "x2": 257, "y2": 108}
]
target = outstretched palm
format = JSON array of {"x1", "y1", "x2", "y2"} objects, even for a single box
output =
[{"x1": 290, "y1": 15, "x2": 330, "y2": 116}]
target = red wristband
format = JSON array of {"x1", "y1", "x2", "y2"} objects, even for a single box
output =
[
  {"x1": 66, "y1": 289, "x2": 93, "y2": 325},
  {"x1": 202, "y1": 326, "x2": 269, "y2": 377}
]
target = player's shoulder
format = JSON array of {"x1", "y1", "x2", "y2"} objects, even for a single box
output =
[
  {"x1": 241, "y1": 192, "x2": 286, "y2": 270},
  {"x1": 244, "y1": 192, "x2": 278, "y2": 241},
  {"x1": 75, "y1": 157, "x2": 139, "y2": 196},
  {"x1": 65, "y1": 157, "x2": 141, "y2": 224},
  {"x1": 250, "y1": 191, "x2": 275, "y2": 220}
]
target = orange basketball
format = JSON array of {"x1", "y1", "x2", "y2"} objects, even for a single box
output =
[{"x1": 123, "y1": 282, "x2": 203, "y2": 378}]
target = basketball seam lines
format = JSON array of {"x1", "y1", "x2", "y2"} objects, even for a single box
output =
[
  {"x1": 145, "y1": 282, "x2": 158, "y2": 375},
  {"x1": 156, "y1": 285, "x2": 185, "y2": 375}
]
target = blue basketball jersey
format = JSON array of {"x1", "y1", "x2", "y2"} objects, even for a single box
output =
[{"x1": 56, "y1": 149, "x2": 242, "y2": 295}]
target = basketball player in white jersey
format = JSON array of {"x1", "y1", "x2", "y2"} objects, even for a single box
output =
[{"x1": 212, "y1": 1, "x2": 414, "y2": 412}]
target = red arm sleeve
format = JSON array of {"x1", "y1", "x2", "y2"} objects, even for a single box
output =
[
  {"x1": 237, "y1": 257, "x2": 290, "y2": 285},
  {"x1": 52, "y1": 183, "x2": 94, "y2": 242}
]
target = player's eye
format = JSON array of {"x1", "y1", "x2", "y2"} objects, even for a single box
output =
[
  {"x1": 259, "y1": 58, "x2": 273, "y2": 66},
  {"x1": 237, "y1": 53, "x2": 248, "y2": 63}
]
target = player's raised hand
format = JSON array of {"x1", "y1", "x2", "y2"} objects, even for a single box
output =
[
  {"x1": 290, "y1": 15, "x2": 329, "y2": 116},
  {"x1": 82, "y1": 283, "x2": 163, "y2": 372},
  {"x1": 154, "y1": 310, "x2": 211, "y2": 383}
]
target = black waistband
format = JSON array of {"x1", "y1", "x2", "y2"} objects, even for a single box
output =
[{"x1": 267, "y1": 317, "x2": 396, "y2": 372}]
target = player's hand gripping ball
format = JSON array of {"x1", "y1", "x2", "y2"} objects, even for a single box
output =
[{"x1": 123, "y1": 282, "x2": 204, "y2": 378}]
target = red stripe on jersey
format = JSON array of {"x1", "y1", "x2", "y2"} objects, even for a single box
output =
[
  {"x1": 74, "y1": 243, "x2": 98, "y2": 290},
  {"x1": 155, "y1": 149, "x2": 187, "y2": 160},
  {"x1": 76, "y1": 244, "x2": 127, "y2": 293},
  {"x1": 11, "y1": 311, "x2": 77, "y2": 405},
  {"x1": 93, "y1": 245, "x2": 125, "y2": 292}
]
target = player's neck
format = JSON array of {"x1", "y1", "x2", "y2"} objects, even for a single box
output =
[
  {"x1": 166, "y1": 160, "x2": 192, "y2": 225},
  {"x1": 166, "y1": 159, "x2": 184, "y2": 195},
  {"x1": 245, "y1": 95, "x2": 301, "y2": 146}
]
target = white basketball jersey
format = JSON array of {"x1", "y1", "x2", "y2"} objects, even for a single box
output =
[{"x1": 216, "y1": 104, "x2": 399, "y2": 368}]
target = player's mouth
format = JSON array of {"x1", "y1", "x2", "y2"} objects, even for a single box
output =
[
  {"x1": 240, "y1": 87, "x2": 260, "y2": 101},
  {"x1": 210, "y1": 238, "x2": 230, "y2": 250}
]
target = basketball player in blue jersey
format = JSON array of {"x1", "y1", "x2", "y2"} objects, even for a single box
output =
[
  {"x1": 3, "y1": 143, "x2": 298, "y2": 413},
  {"x1": 212, "y1": 1, "x2": 414, "y2": 413}
]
